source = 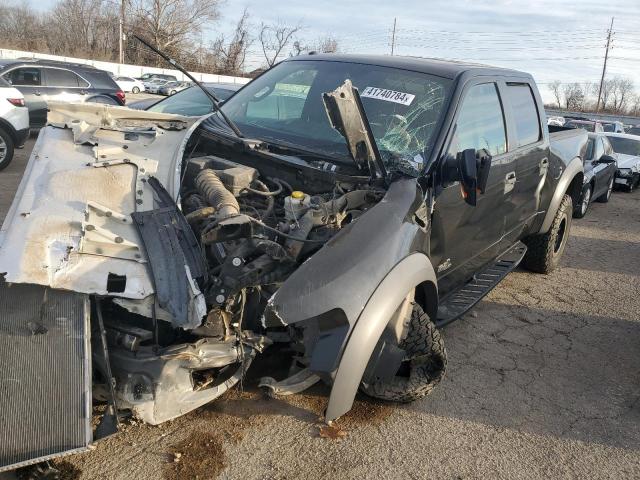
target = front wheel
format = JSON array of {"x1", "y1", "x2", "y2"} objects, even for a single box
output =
[
  {"x1": 522, "y1": 194, "x2": 572, "y2": 274},
  {"x1": 0, "y1": 127, "x2": 15, "y2": 171},
  {"x1": 573, "y1": 184, "x2": 591, "y2": 218},
  {"x1": 132, "y1": 86, "x2": 140, "y2": 94},
  {"x1": 360, "y1": 303, "x2": 446, "y2": 403},
  {"x1": 596, "y1": 176, "x2": 614, "y2": 203}
]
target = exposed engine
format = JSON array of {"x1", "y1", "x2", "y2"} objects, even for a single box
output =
[{"x1": 179, "y1": 155, "x2": 384, "y2": 338}]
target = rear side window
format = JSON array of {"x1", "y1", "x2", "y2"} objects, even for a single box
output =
[
  {"x1": 4, "y1": 67, "x2": 42, "y2": 86},
  {"x1": 505, "y1": 83, "x2": 541, "y2": 147},
  {"x1": 44, "y1": 68, "x2": 85, "y2": 88},
  {"x1": 452, "y1": 83, "x2": 507, "y2": 157}
]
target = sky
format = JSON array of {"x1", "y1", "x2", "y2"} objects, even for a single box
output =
[{"x1": 34, "y1": 0, "x2": 640, "y2": 103}]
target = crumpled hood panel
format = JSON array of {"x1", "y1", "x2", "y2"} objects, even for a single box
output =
[
  {"x1": 615, "y1": 153, "x2": 640, "y2": 172},
  {"x1": 0, "y1": 102, "x2": 198, "y2": 299}
]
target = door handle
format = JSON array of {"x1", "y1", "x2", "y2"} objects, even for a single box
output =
[{"x1": 504, "y1": 171, "x2": 516, "y2": 194}]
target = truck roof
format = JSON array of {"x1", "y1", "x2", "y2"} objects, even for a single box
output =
[{"x1": 286, "y1": 53, "x2": 531, "y2": 80}]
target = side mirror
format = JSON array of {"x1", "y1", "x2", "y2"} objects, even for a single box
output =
[
  {"x1": 598, "y1": 154, "x2": 616, "y2": 164},
  {"x1": 457, "y1": 148, "x2": 492, "y2": 206}
]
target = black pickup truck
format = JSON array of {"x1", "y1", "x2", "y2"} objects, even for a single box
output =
[{"x1": 0, "y1": 54, "x2": 588, "y2": 472}]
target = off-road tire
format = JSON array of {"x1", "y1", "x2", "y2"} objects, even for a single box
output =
[
  {"x1": 361, "y1": 303, "x2": 446, "y2": 403},
  {"x1": 522, "y1": 194, "x2": 572, "y2": 274},
  {"x1": 0, "y1": 127, "x2": 15, "y2": 171},
  {"x1": 573, "y1": 184, "x2": 591, "y2": 218},
  {"x1": 596, "y1": 176, "x2": 614, "y2": 203},
  {"x1": 132, "y1": 86, "x2": 140, "y2": 94}
]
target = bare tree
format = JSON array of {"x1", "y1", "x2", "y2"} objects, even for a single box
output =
[
  {"x1": 259, "y1": 20, "x2": 300, "y2": 67},
  {"x1": 0, "y1": 2, "x2": 46, "y2": 52},
  {"x1": 562, "y1": 83, "x2": 584, "y2": 110},
  {"x1": 290, "y1": 35, "x2": 338, "y2": 56},
  {"x1": 211, "y1": 8, "x2": 251, "y2": 75},
  {"x1": 131, "y1": 0, "x2": 220, "y2": 64},
  {"x1": 610, "y1": 76, "x2": 634, "y2": 113},
  {"x1": 548, "y1": 80, "x2": 562, "y2": 108}
]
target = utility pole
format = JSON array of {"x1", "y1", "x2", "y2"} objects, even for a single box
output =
[
  {"x1": 118, "y1": 0, "x2": 125, "y2": 64},
  {"x1": 596, "y1": 17, "x2": 614, "y2": 113},
  {"x1": 391, "y1": 18, "x2": 397, "y2": 55}
]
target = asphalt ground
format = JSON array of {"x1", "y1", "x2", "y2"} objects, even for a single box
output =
[{"x1": 1, "y1": 133, "x2": 638, "y2": 480}]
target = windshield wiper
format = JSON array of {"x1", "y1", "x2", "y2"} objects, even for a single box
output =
[{"x1": 133, "y1": 34, "x2": 244, "y2": 138}]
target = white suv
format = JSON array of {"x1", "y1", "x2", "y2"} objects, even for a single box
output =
[{"x1": 0, "y1": 76, "x2": 29, "y2": 170}]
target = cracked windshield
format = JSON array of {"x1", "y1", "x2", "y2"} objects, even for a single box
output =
[{"x1": 222, "y1": 60, "x2": 451, "y2": 175}]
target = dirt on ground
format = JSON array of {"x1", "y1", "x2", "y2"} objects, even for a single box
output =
[{"x1": 1, "y1": 137, "x2": 639, "y2": 480}]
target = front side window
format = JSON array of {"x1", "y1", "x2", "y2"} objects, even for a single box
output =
[
  {"x1": 221, "y1": 60, "x2": 452, "y2": 175},
  {"x1": 450, "y1": 83, "x2": 507, "y2": 157},
  {"x1": 608, "y1": 136, "x2": 640, "y2": 156},
  {"x1": 4, "y1": 67, "x2": 42, "y2": 86},
  {"x1": 505, "y1": 83, "x2": 540, "y2": 147},
  {"x1": 44, "y1": 68, "x2": 82, "y2": 88},
  {"x1": 594, "y1": 138, "x2": 605, "y2": 160}
]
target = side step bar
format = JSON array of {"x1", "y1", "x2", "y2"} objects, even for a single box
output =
[{"x1": 435, "y1": 242, "x2": 527, "y2": 327}]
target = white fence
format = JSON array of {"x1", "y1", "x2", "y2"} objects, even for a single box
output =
[{"x1": 0, "y1": 48, "x2": 252, "y2": 85}]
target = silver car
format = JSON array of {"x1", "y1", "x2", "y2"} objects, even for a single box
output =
[{"x1": 159, "y1": 81, "x2": 191, "y2": 96}]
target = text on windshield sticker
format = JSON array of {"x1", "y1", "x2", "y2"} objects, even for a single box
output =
[{"x1": 361, "y1": 87, "x2": 415, "y2": 106}]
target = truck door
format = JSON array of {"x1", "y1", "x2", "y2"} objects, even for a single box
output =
[
  {"x1": 431, "y1": 81, "x2": 514, "y2": 296},
  {"x1": 501, "y1": 82, "x2": 545, "y2": 239}
]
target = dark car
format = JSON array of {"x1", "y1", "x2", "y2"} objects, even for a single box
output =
[
  {"x1": 564, "y1": 119, "x2": 604, "y2": 133},
  {"x1": 573, "y1": 133, "x2": 617, "y2": 218},
  {"x1": 137, "y1": 73, "x2": 177, "y2": 82},
  {"x1": 0, "y1": 54, "x2": 590, "y2": 472},
  {"x1": 128, "y1": 82, "x2": 242, "y2": 115},
  {"x1": 0, "y1": 59, "x2": 125, "y2": 128}
]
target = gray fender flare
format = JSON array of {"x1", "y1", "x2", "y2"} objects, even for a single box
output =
[
  {"x1": 325, "y1": 252, "x2": 437, "y2": 422},
  {"x1": 539, "y1": 157, "x2": 583, "y2": 233}
]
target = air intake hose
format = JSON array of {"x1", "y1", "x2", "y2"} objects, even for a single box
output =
[{"x1": 195, "y1": 169, "x2": 240, "y2": 218}]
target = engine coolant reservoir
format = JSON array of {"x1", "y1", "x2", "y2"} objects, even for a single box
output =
[{"x1": 284, "y1": 191, "x2": 311, "y2": 221}]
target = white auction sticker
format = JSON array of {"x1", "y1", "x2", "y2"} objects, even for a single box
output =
[{"x1": 361, "y1": 86, "x2": 415, "y2": 106}]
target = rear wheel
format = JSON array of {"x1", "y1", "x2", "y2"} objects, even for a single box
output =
[
  {"x1": 170, "y1": 90, "x2": 177, "y2": 95},
  {"x1": 596, "y1": 176, "x2": 614, "y2": 203},
  {"x1": 132, "y1": 86, "x2": 140, "y2": 94},
  {"x1": 0, "y1": 127, "x2": 15, "y2": 171},
  {"x1": 573, "y1": 184, "x2": 591, "y2": 218},
  {"x1": 361, "y1": 303, "x2": 446, "y2": 403},
  {"x1": 522, "y1": 194, "x2": 572, "y2": 274}
]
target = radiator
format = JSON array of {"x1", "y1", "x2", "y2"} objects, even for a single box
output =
[{"x1": 0, "y1": 282, "x2": 92, "y2": 472}]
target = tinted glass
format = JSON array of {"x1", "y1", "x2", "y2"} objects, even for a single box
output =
[
  {"x1": 452, "y1": 83, "x2": 506, "y2": 156},
  {"x1": 505, "y1": 84, "x2": 540, "y2": 147},
  {"x1": 212, "y1": 87, "x2": 236, "y2": 101},
  {"x1": 4, "y1": 67, "x2": 42, "y2": 86},
  {"x1": 585, "y1": 138, "x2": 595, "y2": 161},
  {"x1": 603, "y1": 123, "x2": 615, "y2": 132},
  {"x1": 45, "y1": 68, "x2": 81, "y2": 87},
  {"x1": 147, "y1": 86, "x2": 212, "y2": 116},
  {"x1": 222, "y1": 60, "x2": 452, "y2": 175},
  {"x1": 608, "y1": 136, "x2": 640, "y2": 156},
  {"x1": 566, "y1": 121, "x2": 595, "y2": 132}
]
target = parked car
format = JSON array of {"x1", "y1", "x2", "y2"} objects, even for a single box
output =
[
  {"x1": 137, "y1": 73, "x2": 177, "y2": 82},
  {"x1": 626, "y1": 125, "x2": 640, "y2": 136},
  {"x1": 159, "y1": 81, "x2": 192, "y2": 96},
  {"x1": 547, "y1": 115, "x2": 565, "y2": 126},
  {"x1": 113, "y1": 76, "x2": 146, "y2": 94},
  {"x1": 128, "y1": 82, "x2": 242, "y2": 114},
  {"x1": 604, "y1": 132, "x2": 640, "y2": 192},
  {"x1": 572, "y1": 133, "x2": 617, "y2": 218},
  {"x1": 0, "y1": 54, "x2": 589, "y2": 473},
  {"x1": 602, "y1": 121, "x2": 625, "y2": 133},
  {"x1": 0, "y1": 76, "x2": 29, "y2": 170},
  {"x1": 0, "y1": 59, "x2": 125, "y2": 128},
  {"x1": 145, "y1": 79, "x2": 171, "y2": 94},
  {"x1": 564, "y1": 119, "x2": 604, "y2": 132}
]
